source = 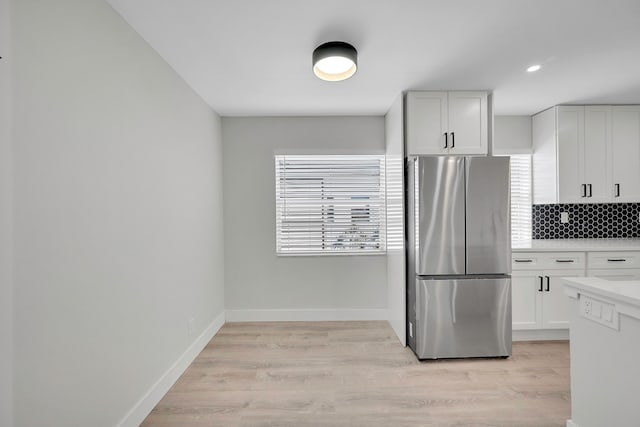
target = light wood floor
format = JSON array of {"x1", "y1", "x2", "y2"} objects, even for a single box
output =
[{"x1": 142, "y1": 321, "x2": 570, "y2": 427}]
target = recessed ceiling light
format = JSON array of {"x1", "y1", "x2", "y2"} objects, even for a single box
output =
[
  {"x1": 527, "y1": 64, "x2": 541, "y2": 73},
  {"x1": 312, "y1": 41, "x2": 357, "y2": 82}
]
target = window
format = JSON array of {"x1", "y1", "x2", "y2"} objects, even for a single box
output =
[
  {"x1": 275, "y1": 155, "x2": 386, "y2": 255},
  {"x1": 510, "y1": 154, "x2": 532, "y2": 241}
]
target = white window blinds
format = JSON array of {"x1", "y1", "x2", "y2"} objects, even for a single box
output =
[
  {"x1": 275, "y1": 155, "x2": 386, "y2": 255},
  {"x1": 510, "y1": 154, "x2": 532, "y2": 242}
]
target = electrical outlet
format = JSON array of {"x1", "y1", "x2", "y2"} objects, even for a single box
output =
[
  {"x1": 560, "y1": 212, "x2": 569, "y2": 224},
  {"x1": 580, "y1": 296, "x2": 619, "y2": 330}
]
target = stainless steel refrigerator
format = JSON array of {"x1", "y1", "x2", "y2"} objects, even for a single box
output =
[{"x1": 406, "y1": 156, "x2": 512, "y2": 359}]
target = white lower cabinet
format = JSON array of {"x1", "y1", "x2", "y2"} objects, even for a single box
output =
[
  {"x1": 587, "y1": 269, "x2": 640, "y2": 280},
  {"x1": 512, "y1": 252, "x2": 585, "y2": 332},
  {"x1": 512, "y1": 271, "x2": 541, "y2": 329},
  {"x1": 512, "y1": 269, "x2": 583, "y2": 330},
  {"x1": 587, "y1": 251, "x2": 640, "y2": 280},
  {"x1": 543, "y1": 270, "x2": 584, "y2": 328},
  {"x1": 513, "y1": 249, "x2": 640, "y2": 334}
]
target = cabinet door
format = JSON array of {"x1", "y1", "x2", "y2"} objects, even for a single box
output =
[
  {"x1": 611, "y1": 106, "x2": 640, "y2": 202},
  {"x1": 447, "y1": 92, "x2": 487, "y2": 155},
  {"x1": 542, "y1": 269, "x2": 584, "y2": 329},
  {"x1": 556, "y1": 106, "x2": 584, "y2": 203},
  {"x1": 587, "y1": 269, "x2": 640, "y2": 281},
  {"x1": 405, "y1": 92, "x2": 448, "y2": 155},
  {"x1": 512, "y1": 271, "x2": 543, "y2": 330},
  {"x1": 583, "y1": 106, "x2": 611, "y2": 202}
]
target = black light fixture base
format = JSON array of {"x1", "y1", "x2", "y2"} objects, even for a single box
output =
[{"x1": 312, "y1": 41, "x2": 358, "y2": 82}]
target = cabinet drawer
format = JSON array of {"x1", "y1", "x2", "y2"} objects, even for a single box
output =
[
  {"x1": 587, "y1": 269, "x2": 640, "y2": 280},
  {"x1": 512, "y1": 252, "x2": 585, "y2": 270},
  {"x1": 587, "y1": 251, "x2": 640, "y2": 269}
]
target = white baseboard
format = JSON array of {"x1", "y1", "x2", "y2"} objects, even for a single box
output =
[
  {"x1": 225, "y1": 308, "x2": 388, "y2": 322},
  {"x1": 116, "y1": 311, "x2": 225, "y2": 427},
  {"x1": 566, "y1": 419, "x2": 579, "y2": 427},
  {"x1": 513, "y1": 329, "x2": 569, "y2": 341}
]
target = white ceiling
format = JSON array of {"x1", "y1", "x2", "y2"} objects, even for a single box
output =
[{"x1": 106, "y1": 0, "x2": 640, "y2": 117}]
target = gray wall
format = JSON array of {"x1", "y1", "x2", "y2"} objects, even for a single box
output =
[
  {"x1": 12, "y1": 0, "x2": 225, "y2": 426},
  {"x1": 493, "y1": 115, "x2": 532, "y2": 154},
  {"x1": 0, "y1": 0, "x2": 13, "y2": 424},
  {"x1": 222, "y1": 117, "x2": 387, "y2": 319},
  {"x1": 385, "y1": 96, "x2": 406, "y2": 345}
]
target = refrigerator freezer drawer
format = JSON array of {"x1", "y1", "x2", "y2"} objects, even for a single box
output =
[{"x1": 412, "y1": 277, "x2": 512, "y2": 359}]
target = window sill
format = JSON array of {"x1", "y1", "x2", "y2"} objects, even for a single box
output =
[{"x1": 276, "y1": 250, "x2": 386, "y2": 257}]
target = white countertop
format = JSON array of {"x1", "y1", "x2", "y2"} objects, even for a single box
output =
[
  {"x1": 564, "y1": 277, "x2": 640, "y2": 306},
  {"x1": 512, "y1": 238, "x2": 640, "y2": 252},
  {"x1": 564, "y1": 276, "x2": 640, "y2": 427},
  {"x1": 564, "y1": 277, "x2": 640, "y2": 321}
]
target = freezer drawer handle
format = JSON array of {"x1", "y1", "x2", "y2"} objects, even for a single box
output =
[
  {"x1": 545, "y1": 276, "x2": 550, "y2": 292},
  {"x1": 538, "y1": 276, "x2": 543, "y2": 292},
  {"x1": 443, "y1": 132, "x2": 448, "y2": 148},
  {"x1": 514, "y1": 259, "x2": 533, "y2": 263},
  {"x1": 607, "y1": 258, "x2": 627, "y2": 262},
  {"x1": 555, "y1": 259, "x2": 574, "y2": 263}
]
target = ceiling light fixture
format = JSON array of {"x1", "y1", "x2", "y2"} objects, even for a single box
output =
[
  {"x1": 312, "y1": 41, "x2": 358, "y2": 82},
  {"x1": 527, "y1": 64, "x2": 541, "y2": 73}
]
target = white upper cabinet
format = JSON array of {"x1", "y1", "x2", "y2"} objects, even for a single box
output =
[
  {"x1": 611, "y1": 106, "x2": 640, "y2": 202},
  {"x1": 556, "y1": 106, "x2": 583, "y2": 203},
  {"x1": 583, "y1": 106, "x2": 611, "y2": 203},
  {"x1": 532, "y1": 105, "x2": 640, "y2": 204},
  {"x1": 405, "y1": 91, "x2": 488, "y2": 156}
]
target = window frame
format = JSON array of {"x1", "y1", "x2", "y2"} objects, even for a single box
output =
[
  {"x1": 274, "y1": 154, "x2": 386, "y2": 256},
  {"x1": 509, "y1": 154, "x2": 533, "y2": 242}
]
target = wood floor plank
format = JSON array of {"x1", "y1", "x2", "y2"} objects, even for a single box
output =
[{"x1": 141, "y1": 321, "x2": 570, "y2": 427}]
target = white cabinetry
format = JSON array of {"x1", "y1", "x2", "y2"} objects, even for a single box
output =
[
  {"x1": 611, "y1": 106, "x2": 640, "y2": 202},
  {"x1": 405, "y1": 91, "x2": 488, "y2": 156},
  {"x1": 512, "y1": 247, "x2": 640, "y2": 339},
  {"x1": 511, "y1": 252, "x2": 584, "y2": 330},
  {"x1": 583, "y1": 106, "x2": 610, "y2": 203},
  {"x1": 587, "y1": 251, "x2": 640, "y2": 280},
  {"x1": 533, "y1": 105, "x2": 640, "y2": 204}
]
